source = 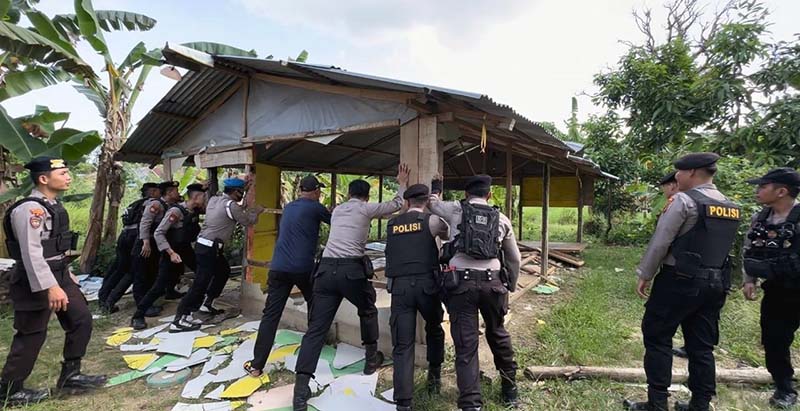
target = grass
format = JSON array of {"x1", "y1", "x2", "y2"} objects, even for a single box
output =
[{"x1": 0, "y1": 245, "x2": 794, "y2": 410}]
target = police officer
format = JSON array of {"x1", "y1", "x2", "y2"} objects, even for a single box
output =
[
  {"x1": 245, "y1": 175, "x2": 331, "y2": 378},
  {"x1": 98, "y1": 182, "x2": 161, "y2": 314},
  {"x1": 625, "y1": 153, "x2": 741, "y2": 411},
  {"x1": 131, "y1": 183, "x2": 206, "y2": 330},
  {"x1": 0, "y1": 157, "x2": 106, "y2": 407},
  {"x1": 428, "y1": 174, "x2": 522, "y2": 411},
  {"x1": 171, "y1": 177, "x2": 265, "y2": 332},
  {"x1": 385, "y1": 183, "x2": 449, "y2": 411},
  {"x1": 129, "y1": 181, "x2": 181, "y2": 318},
  {"x1": 292, "y1": 164, "x2": 410, "y2": 411},
  {"x1": 741, "y1": 168, "x2": 800, "y2": 409}
]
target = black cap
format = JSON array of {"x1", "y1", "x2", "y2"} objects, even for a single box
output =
[
  {"x1": 141, "y1": 182, "x2": 159, "y2": 190},
  {"x1": 403, "y1": 184, "x2": 430, "y2": 200},
  {"x1": 24, "y1": 156, "x2": 68, "y2": 172},
  {"x1": 673, "y1": 152, "x2": 720, "y2": 170},
  {"x1": 658, "y1": 171, "x2": 677, "y2": 186},
  {"x1": 158, "y1": 181, "x2": 179, "y2": 191},
  {"x1": 185, "y1": 183, "x2": 206, "y2": 193},
  {"x1": 465, "y1": 174, "x2": 492, "y2": 191},
  {"x1": 300, "y1": 175, "x2": 325, "y2": 192},
  {"x1": 746, "y1": 167, "x2": 800, "y2": 186}
]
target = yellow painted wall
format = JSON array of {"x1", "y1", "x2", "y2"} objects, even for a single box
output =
[
  {"x1": 521, "y1": 176, "x2": 589, "y2": 207},
  {"x1": 247, "y1": 162, "x2": 280, "y2": 291}
]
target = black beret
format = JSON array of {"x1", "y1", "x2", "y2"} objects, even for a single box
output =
[
  {"x1": 746, "y1": 167, "x2": 800, "y2": 187},
  {"x1": 658, "y1": 171, "x2": 677, "y2": 186},
  {"x1": 141, "y1": 182, "x2": 159, "y2": 190},
  {"x1": 24, "y1": 156, "x2": 67, "y2": 172},
  {"x1": 300, "y1": 175, "x2": 325, "y2": 191},
  {"x1": 403, "y1": 184, "x2": 430, "y2": 200},
  {"x1": 158, "y1": 181, "x2": 179, "y2": 191},
  {"x1": 673, "y1": 152, "x2": 720, "y2": 170},
  {"x1": 465, "y1": 174, "x2": 492, "y2": 191},
  {"x1": 185, "y1": 183, "x2": 206, "y2": 193}
]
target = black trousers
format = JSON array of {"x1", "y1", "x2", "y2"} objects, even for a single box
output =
[
  {"x1": 129, "y1": 239, "x2": 160, "y2": 304},
  {"x1": 175, "y1": 243, "x2": 230, "y2": 317},
  {"x1": 446, "y1": 275, "x2": 516, "y2": 409},
  {"x1": 761, "y1": 281, "x2": 800, "y2": 393},
  {"x1": 294, "y1": 259, "x2": 378, "y2": 376},
  {"x1": 251, "y1": 270, "x2": 314, "y2": 370},
  {"x1": 134, "y1": 244, "x2": 196, "y2": 319},
  {"x1": 389, "y1": 274, "x2": 445, "y2": 403},
  {"x1": 1, "y1": 265, "x2": 92, "y2": 382},
  {"x1": 642, "y1": 266, "x2": 726, "y2": 402},
  {"x1": 98, "y1": 229, "x2": 137, "y2": 303}
]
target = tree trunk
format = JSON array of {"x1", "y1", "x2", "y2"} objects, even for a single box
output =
[
  {"x1": 524, "y1": 366, "x2": 773, "y2": 385},
  {"x1": 102, "y1": 162, "x2": 125, "y2": 246}
]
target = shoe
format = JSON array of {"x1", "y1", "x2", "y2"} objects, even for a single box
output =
[
  {"x1": 396, "y1": 404, "x2": 412, "y2": 411},
  {"x1": 199, "y1": 304, "x2": 225, "y2": 316},
  {"x1": 170, "y1": 315, "x2": 202, "y2": 333},
  {"x1": 500, "y1": 369, "x2": 519, "y2": 408},
  {"x1": 460, "y1": 408, "x2": 481, "y2": 411},
  {"x1": 363, "y1": 343, "x2": 384, "y2": 375},
  {"x1": 56, "y1": 360, "x2": 107, "y2": 392},
  {"x1": 99, "y1": 302, "x2": 119, "y2": 314},
  {"x1": 144, "y1": 306, "x2": 163, "y2": 318},
  {"x1": 672, "y1": 346, "x2": 688, "y2": 359},
  {"x1": 769, "y1": 390, "x2": 798, "y2": 409},
  {"x1": 130, "y1": 317, "x2": 147, "y2": 330},
  {"x1": 293, "y1": 373, "x2": 312, "y2": 411},
  {"x1": 623, "y1": 399, "x2": 668, "y2": 411},
  {"x1": 0, "y1": 380, "x2": 48, "y2": 407},
  {"x1": 426, "y1": 365, "x2": 441, "y2": 394},
  {"x1": 164, "y1": 289, "x2": 186, "y2": 300},
  {"x1": 674, "y1": 397, "x2": 710, "y2": 411}
]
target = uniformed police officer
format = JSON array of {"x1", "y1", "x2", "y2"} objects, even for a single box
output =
[
  {"x1": 741, "y1": 168, "x2": 800, "y2": 409},
  {"x1": 385, "y1": 183, "x2": 449, "y2": 411},
  {"x1": 292, "y1": 164, "x2": 410, "y2": 411},
  {"x1": 98, "y1": 182, "x2": 161, "y2": 314},
  {"x1": 245, "y1": 175, "x2": 331, "y2": 378},
  {"x1": 130, "y1": 181, "x2": 182, "y2": 318},
  {"x1": 0, "y1": 157, "x2": 106, "y2": 407},
  {"x1": 131, "y1": 183, "x2": 206, "y2": 330},
  {"x1": 171, "y1": 177, "x2": 265, "y2": 332},
  {"x1": 625, "y1": 153, "x2": 741, "y2": 411},
  {"x1": 428, "y1": 174, "x2": 522, "y2": 411}
]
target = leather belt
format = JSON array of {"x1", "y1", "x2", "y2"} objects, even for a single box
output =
[{"x1": 197, "y1": 237, "x2": 223, "y2": 249}]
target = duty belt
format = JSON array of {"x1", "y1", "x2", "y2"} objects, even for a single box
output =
[
  {"x1": 664, "y1": 264, "x2": 724, "y2": 282},
  {"x1": 197, "y1": 237, "x2": 223, "y2": 249},
  {"x1": 319, "y1": 256, "x2": 363, "y2": 265},
  {"x1": 455, "y1": 269, "x2": 502, "y2": 281},
  {"x1": 123, "y1": 224, "x2": 138, "y2": 231}
]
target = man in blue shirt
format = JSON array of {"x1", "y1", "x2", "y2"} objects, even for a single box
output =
[{"x1": 245, "y1": 175, "x2": 331, "y2": 376}]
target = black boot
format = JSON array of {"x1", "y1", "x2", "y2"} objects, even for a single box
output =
[
  {"x1": 99, "y1": 301, "x2": 119, "y2": 314},
  {"x1": 426, "y1": 364, "x2": 441, "y2": 394},
  {"x1": 623, "y1": 389, "x2": 668, "y2": 411},
  {"x1": 130, "y1": 316, "x2": 147, "y2": 330},
  {"x1": 363, "y1": 343, "x2": 384, "y2": 375},
  {"x1": 500, "y1": 369, "x2": 519, "y2": 408},
  {"x1": 0, "y1": 380, "x2": 48, "y2": 407},
  {"x1": 770, "y1": 390, "x2": 798, "y2": 409},
  {"x1": 293, "y1": 373, "x2": 312, "y2": 411},
  {"x1": 396, "y1": 399, "x2": 412, "y2": 411},
  {"x1": 56, "y1": 360, "x2": 107, "y2": 392}
]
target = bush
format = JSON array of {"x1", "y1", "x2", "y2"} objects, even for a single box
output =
[
  {"x1": 604, "y1": 215, "x2": 653, "y2": 246},
  {"x1": 73, "y1": 240, "x2": 116, "y2": 276}
]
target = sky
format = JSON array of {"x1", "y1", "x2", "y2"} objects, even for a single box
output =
[{"x1": 4, "y1": 0, "x2": 799, "y2": 136}]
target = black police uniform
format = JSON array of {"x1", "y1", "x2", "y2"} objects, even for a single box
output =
[
  {"x1": 130, "y1": 196, "x2": 170, "y2": 304},
  {"x1": 98, "y1": 186, "x2": 156, "y2": 310},
  {"x1": 132, "y1": 203, "x2": 200, "y2": 324},
  {"x1": 385, "y1": 196, "x2": 446, "y2": 409}
]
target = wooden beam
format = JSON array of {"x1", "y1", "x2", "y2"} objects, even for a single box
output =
[
  {"x1": 540, "y1": 163, "x2": 550, "y2": 276},
  {"x1": 456, "y1": 141, "x2": 477, "y2": 175},
  {"x1": 165, "y1": 79, "x2": 244, "y2": 150},
  {"x1": 242, "y1": 119, "x2": 400, "y2": 144},
  {"x1": 253, "y1": 72, "x2": 420, "y2": 104},
  {"x1": 506, "y1": 144, "x2": 513, "y2": 216},
  {"x1": 330, "y1": 173, "x2": 338, "y2": 208},
  {"x1": 400, "y1": 118, "x2": 420, "y2": 185},
  {"x1": 270, "y1": 140, "x2": 305, "y2": 161},
  {"x1": 577, "y1": 173, "x2": 584, "y2": 244},
  {"x1": 330, "y1": 143, "x2": 397, "y2": 158},
  {"x1": 417, "y1": 115, "x2": 439, "y2": 187},
  {"x1": 195, "y1": 148, "x2": 254, "y2": 168},
  {"x1": 329, "y1": 129, "x2": 400, "y2": 168}
]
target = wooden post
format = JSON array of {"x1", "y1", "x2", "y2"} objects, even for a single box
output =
[
  {"x1": 541, "y1": 163, "x2": 550, "y2": 276},
  {"x1": 163, "y1": 157, "x2": 173, "y2": 181},
  {"x1": 330, "y1": 173, "x2": 338, "y2": 208},
  {"x1": 577, "y1": 173, "x2": 584, "y2": 244},
  {"x1": 518, "y1": 186, "x2": 524, "y2": 241},
  {"x1": 505, "y1": 145, "x2": 513, "y2": 216},
  {"x1": 400, "y1": 116, "x2": 439, "y2": 187},
  {"x1": 378, "y1": 175, "x2": 384, "y2": 239},
  {"x1": 209, "y1": 167, "x2": 219, "y2": 196}
]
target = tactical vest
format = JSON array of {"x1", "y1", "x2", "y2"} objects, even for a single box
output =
[
  {"x1": 385, "y1": 211, "x2": 439, "y2": 277},
  {"x1": 743, "y1": 205, "x2": 800, "y2": 286},
  {"x1": 166, "y1": 204, "x2": 201, "y2": 246},
  {"x1": 121, "y1": 197, "x2": 148, "y2": 227},
  {"x1": 670, "y1": 190, "x2": 740, "y2": 286},
  {"x1": 453, "y1": 200, "x2": 501, "y2": 260},
  {"x1": 3, "y1": 197, "x2": 78, "y2": 261}
]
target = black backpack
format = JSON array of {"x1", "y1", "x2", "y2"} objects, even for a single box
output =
[
  {"x1": 454, "y1": 200, "x2": 501, "y2": 260},
  {"x1": 121, "y1": 198, "x2": 148, "y2": 226}
]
